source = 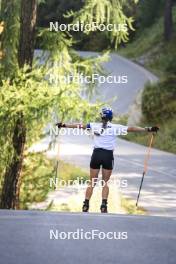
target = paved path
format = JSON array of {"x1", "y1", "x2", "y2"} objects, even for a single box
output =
[
  {"x1": 79, "y1": 51, "x2": 157, "y2": 114},
  {"x1": 35, "y1": 50, "x2": 157, "y2": 114},
  {"x1": 0, "y1": 210, "x2": 175, "y2": 264}
]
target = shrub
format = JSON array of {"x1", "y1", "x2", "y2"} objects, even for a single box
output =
[
  {"x1": 142, "y1": 76, "x2": 176, "y2": 123},
  {"x1": 20, "y1": 153, "x2": 54, "y2": 209},
  {"x1": 164, "y1": 54, "x2": 176, "y2": 75}
]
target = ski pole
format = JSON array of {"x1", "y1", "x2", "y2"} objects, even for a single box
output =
[
  {"x1": 52, "y1": 111, "x2": 61, "y2": 184},
  {"x1": 55, "y1": 119, "x2": 64, "y2": 182},
  {"x1": 136, "y1": 133, "x2": 155, "y2": 207},
  {"x1": 55, "y1": 125, "x2": 62, "y2": 181},
  {"x1": 55, "y1": 135, "x2": 60, "y2": 179}
]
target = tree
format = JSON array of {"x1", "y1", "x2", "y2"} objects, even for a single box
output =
[
  {"x1": 18, "y1": 0, "x2": 37, "y2": 68},
  {"x1": 164, "y1": 0, "x2": 173, "y2": 41},
  {"x1": 0, "y1": 0, "x2": 37, "y2": 209},
  {"x1": 0, "y1": 0, "x2": 105, "y2": 209},
  {"x1": 137, "y1": 0, "x2": 164, "y2": 28},
  {"x1": 0, "y1": 0, "x2": 20, "y2": 76},
  {"x1": 66, "y1": 0, "x2": 138, "y2": 49},
  {"x1": 0, "y1": 0, "x2": 138, "y2": 209}
]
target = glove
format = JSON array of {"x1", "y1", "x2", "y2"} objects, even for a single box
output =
[
  {"x1": 145, "y1": 126, "x2": 159, "y2": 133},
  {"x1": 56, "y1": 122, "x2": 66, "y2": 128}
]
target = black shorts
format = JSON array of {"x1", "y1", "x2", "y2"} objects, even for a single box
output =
[{"x1": 90, "y1": 148, "x2": 114, "y2": 170}]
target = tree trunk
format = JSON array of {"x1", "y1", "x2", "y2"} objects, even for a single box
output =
[
  {"x1": 0, "y1": 0, "x2": 37, "y2": 209},
  {"x1": 0, "y1": 114, "x2": 26, "y2": 209},
  {"x1": 164, "y1": 0, "x2": 173, "y2": 41},
  {"x1": 18, "y1": 0, "x2": 37, "y2": 68}
]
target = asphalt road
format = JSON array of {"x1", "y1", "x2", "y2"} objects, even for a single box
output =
[
  {"x1": 35, "y1": 50, "x2": 157, "y2": 114},
  {"x1": 0, "y1": 210, "x2": 175, "y2": 264},
  {"x1": 79, "y1": 51, "x2": 157, "y2": 114}
]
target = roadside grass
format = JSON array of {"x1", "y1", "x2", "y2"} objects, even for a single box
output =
[
  {"x1": 20, "y1": 153, "x2": 89, "y2": 209},
  {"x1": 20, "y1": 153, "x2": 54, "y2": 209},
  {"x1": 119, "y1": 7, "x2": 176, "y2": 77},
  {"x1": 124, "y1": 121, "x2": 176, "y2": 154},
  {"x1": 58, "y1": 161, "x2": 89, "y2": 183},
  {"x1": 119, "y1": 16, "x2": 164, "y2": 59},
  {"x1": 121, "y1": 196, "x2": 147, "y2": 215},
  {"x1": 114, "y1": 114, "x2": 176, "y2": 154},
  {"x1": 124, "y1": 77, "x2": 176, "y2": 154},
  {"x1": 117, "y1": 114, "x2": 176, "y2": 154}
]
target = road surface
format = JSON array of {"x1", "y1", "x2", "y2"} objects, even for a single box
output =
[
  {"x1": 79, "y1": 51, "x2": 157, "y2": 114},
  {"x1": 35, "y1": 50, "x2": 157, "y2": 114},
  {"x1": 0, "y1": 210, "x2": 175, "y2": 264}
]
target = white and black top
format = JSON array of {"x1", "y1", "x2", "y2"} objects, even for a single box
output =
[{"x1": 87, "y1": 122, "x2": 128, "y2": 151}]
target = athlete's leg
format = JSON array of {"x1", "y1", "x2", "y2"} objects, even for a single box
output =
[
  {"x1": 83, "y1": 148, "x2": 101, "y2": 212},
  {"x1": 85, "y1": 168, "x2": 99, "y2": 200},
  {"x1": 100, "y1": 168, "x2": 112, "y2": 213},
  {"x1": 101, "y1": 169, "x2": 112, "y2": 199},
  {"x1": 82, "y1": 168, "x2": 99, "y2": 212}
]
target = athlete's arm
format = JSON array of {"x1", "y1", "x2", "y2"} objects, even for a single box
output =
[
  {"x1": 64, "y1": 123, "x2": 87, "y2": 129},
  {"x1": 127, "y1": 126, "x2": 145, "y2": 132},
  {"x1": 56, "y1": 122, "x2": 88, "y2": 129},
  {"x1": 127, "y1": 126, "x2": 159, "y2": 133}
]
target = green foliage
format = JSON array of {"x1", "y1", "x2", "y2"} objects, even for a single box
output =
[
  {"x1": 0, "y1": 47, "x2": 105, "y2": 179},
  {"x1": 67, "y1": 0, "x2": 137, "y2": 49},
  {"x1": 163, "y1": 50, "x2": 176, "y2": 75},
  {"x1": 38, "y1": 0, "x2": 138, "y2": 50},
  {"x1": 0, "y1": 24, "x2": 106, "y2": 183},
  {"x1": 120, "y1": 7, "x2": 176, "y2": 76},
  {"x1": 58, "y1": 161, "x2": 88, "y2": 183},
  {"x1": 141, "y1": 77, "x2": 176, "y2": 153},
  {"x1": 125, "y1": 77, "x2": 176, "y2": 154},
  {"x1": 20, "y1": 154, "x2": 88, "y2": 209},
  {"x1": 119, "y1": 6, "x2": 176, "y2": 154},
  {"x1": 0, "y1": 65, "x2": 54, "y2": 178},
  {"x1": 120, "y1": 15, "x2": 164, "y2": 57},
  {"x1": 137, "y1": 0, "x2": 164, "y2": 28},
  {"x1": 38, "y1": 27, "x2": 109, "y2": 98},
  {"x1": 125, "y1": 120, "x2": 176, "y2": 154},
  {"x1": 142, "y1": 77, "x2": 176, "y2": 123},
  {"x1": 0, "y1": 0, "x2": 139, "y2": 206},
  {"x1": 0, "y1": 0, "x2": 20, "y2": 76},
  {"x1": 121, "y1": 196, "x2": 146, "y2": 215},
  {"x1": 20, "y1": 153, "x2": 54, "y2": 209}
]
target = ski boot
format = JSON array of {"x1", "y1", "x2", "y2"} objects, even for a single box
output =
[
  {"x1": 82, "y1": 199, "x2": 89, "y2": 212},
  {"x1": 100, "y1": 199, "x2": 108, "y2": 213}
]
